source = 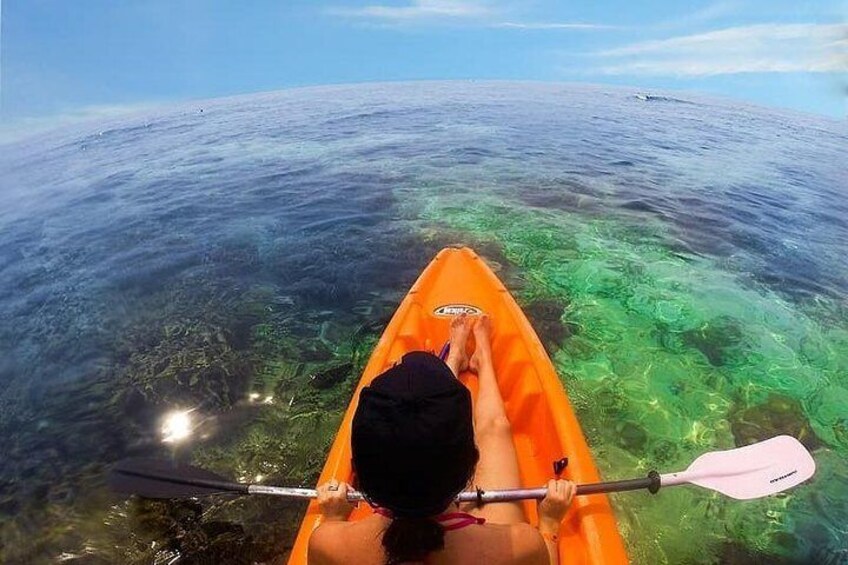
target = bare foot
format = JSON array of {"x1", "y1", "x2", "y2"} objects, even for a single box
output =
[
  {"x1": 469, "y1": 314, "x2": 494, "y2": 374},
  {"x1": 445, "y1": 314, "x2": 473, "y2": 377}
]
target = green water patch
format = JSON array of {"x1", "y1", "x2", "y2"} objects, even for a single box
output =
[{"x1": 411, "y1": 191, "x2": 848, "y2": 564}]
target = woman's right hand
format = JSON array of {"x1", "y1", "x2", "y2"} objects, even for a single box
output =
[
  {"x1": 316, "y1": 479, "x2": 354, "y2": 522},
  {"x1": 537, "y1": 479, "x2": 575, "y2": 530}
]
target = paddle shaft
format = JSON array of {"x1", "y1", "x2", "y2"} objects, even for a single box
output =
[
  {"x1": 256, "y1": 474, "x2": 661, "y2": 502},
  {"x1": 115, "y1": 467, "x2": 662, "y2": 502},
  {"x1": 488, "y1": 472, "x2": 662, "y2": 502}
]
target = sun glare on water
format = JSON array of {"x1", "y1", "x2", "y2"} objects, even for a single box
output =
[{"x1": 161, "y1": 410, "x2": 193, "y2": 444}]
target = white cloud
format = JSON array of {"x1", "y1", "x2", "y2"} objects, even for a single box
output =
[
  {"x1": 653, "y1": 0, "x2": 741, "y2": 29},
  {"x1": 327, "y1": 1, "x2": 614, "y2": 30},
  {"x1": 492, "y1": 22, "x2": 617, "y2": 30},
  {"x1": 328, "y1": 0, "x2": 492, "y2": 21},
  {"x1": 682, "y1": 0, "x2": 739, "y2": 23},
  {"x1": 594, "y1": 23, "x2": 848, "y2": 76}
]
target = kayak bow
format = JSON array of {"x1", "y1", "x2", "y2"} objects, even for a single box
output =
[{"x1": 288, "y1": 247, "x2": 628, "y2": 564}]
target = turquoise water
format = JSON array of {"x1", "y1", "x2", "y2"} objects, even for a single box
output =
[
  {"x1": 412, "y1": 193, "x2": 848, "y2": 563},
  {"x1": 0, "y1": 83, "x2": 845, "y2": 563}
]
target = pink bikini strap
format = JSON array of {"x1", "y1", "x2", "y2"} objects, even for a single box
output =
[
  {"x1": 435, "y1": 512, "x2": 486, "y2": 531},
  {"x1": 372, "y1": 507, "x2": 485, "y2": 530}
]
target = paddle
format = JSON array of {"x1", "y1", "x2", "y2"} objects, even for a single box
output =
[{"x1": 110, "y1": 435, "x2": 815, "y2": 503}]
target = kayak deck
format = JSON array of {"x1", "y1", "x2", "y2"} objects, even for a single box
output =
[{"x1": 288, "y1": 247, "x2": 628, "y2": 564}]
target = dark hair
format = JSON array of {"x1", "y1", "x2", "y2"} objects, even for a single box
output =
[
  {"x1": 380, "y1": 446, "x2": 479, "y2": 564},
  {"x1": 382, "y1": 516, "x2": 445, "y2": 564}
]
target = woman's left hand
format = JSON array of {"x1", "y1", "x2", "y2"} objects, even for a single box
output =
[
  {"x1": 316, "y1": 480, "x2": 355, "y2": 521},
  {"x1": 538, "y1": 479, "x2": 576, "y2": 531}
]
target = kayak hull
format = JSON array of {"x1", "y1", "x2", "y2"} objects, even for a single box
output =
[{"x1": 288, "y1": 247, "x2": 628, "y2": 564}]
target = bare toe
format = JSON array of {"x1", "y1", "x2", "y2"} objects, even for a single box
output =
[
  {"x1": 473, "y1": 314, "x2": 492, "y2": 340},
  {"x1": 446, "y1": 314, "x2": 473, "y2": 375},
  {"x1": 469, "y1": 314, "x2": 493, "y2": 373},
  {"x1": 450, "y1": 314, "x2": 473, "y2": 344}
]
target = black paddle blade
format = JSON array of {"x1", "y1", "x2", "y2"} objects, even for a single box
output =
[{"x1": 110, "y1": 458, "x2": 249, "y2": 499}]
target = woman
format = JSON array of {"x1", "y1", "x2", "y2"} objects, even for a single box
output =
[{"x1": 308, "y1": 315, "x2": 575, "y2": 564}]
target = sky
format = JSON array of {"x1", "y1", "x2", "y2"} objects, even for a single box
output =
[{"x1": 0, "y1": 0, "x2": 846, "y2": 126}]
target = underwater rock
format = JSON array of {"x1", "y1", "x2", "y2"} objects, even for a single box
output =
[
  {"x1": 729, "y1": 393, "x2": 823, "y2": 450},
  {"x1": 126, "y1": 498, "x2": 274, "y2": 564},
  {"x1": 681, "y1": 316, "x2": 744, "y2": 366},
  {"x1": 615, "y1": 421, "x2": 648, "y2": 453},
  {"x1": 120, "y1": 319, "x2": 253, "y2": 410},
  {"x1": 130, "y1": 498, "x2": 203, "y2": 541},
  {"x1": 310, "y1": 363, "x2": 354, "y2": 389},
  {"x1": 299, "y1": 342, "x2": 334, "y2": 363},
  {"x1": 719, "y1": 540, "x2": 796, "y2": 565},
  {"x1": 560, "y1": 335, "x2": 596, "y2": 359},
  {"x1": 524, "y1": 299, "x2": 578, "y2": 353},
  {"x1": 649, "y1": 438, "x2": 679, "y2": 465},
  {"x1": 592, "y1": 378, "x2": 630, "y2": 417}
]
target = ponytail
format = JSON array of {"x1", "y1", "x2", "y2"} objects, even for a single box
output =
[{"x1": 382, "y1": 516, "x2": 445, "y2": 564}]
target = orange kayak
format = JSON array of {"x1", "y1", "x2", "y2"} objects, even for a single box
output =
[{"x1": 288, "y1": 247, "x2": 628, "y2": 564}]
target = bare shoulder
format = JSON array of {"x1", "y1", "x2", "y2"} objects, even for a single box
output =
[
  {"x1": 505, "y1": 523, "x2": 548, "y2": 564},
  {"x1": 450, "y1": 522, "x2": 546, "y2": 565},
  {"x1": 307, "y1": 521, "x2": 351, "y2": 565},
  {"x1": 307, "y1": 518, "x2": 384, "y2": 565}
]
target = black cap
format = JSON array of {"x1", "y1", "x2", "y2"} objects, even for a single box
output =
[{"x1": 351, "y1": 351, "x2": 476, "y2": 518}]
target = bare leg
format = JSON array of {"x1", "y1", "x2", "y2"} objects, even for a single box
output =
[
  {"x1": 467, "y1": 315, "x2": 526, "y2": 524},
  {"x1": 444, "y1": 314, "x2": 472, "y2": 377}
]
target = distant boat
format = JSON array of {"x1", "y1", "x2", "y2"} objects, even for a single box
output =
[{"x1": 634, "y1": 93, "x2": 693, "y2": 104}]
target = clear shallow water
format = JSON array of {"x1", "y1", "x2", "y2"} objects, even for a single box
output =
[{"x1": 0, "y1": 82, "x2": 846, "y2": 564}]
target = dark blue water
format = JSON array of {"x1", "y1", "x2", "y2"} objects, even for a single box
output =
[{"x1": 0, "y1": 82, "x2": 846, "y2": 564}]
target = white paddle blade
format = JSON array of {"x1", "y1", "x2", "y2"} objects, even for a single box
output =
[{"x1": 662, "y1": 435, "x2": 816, "y2": 500}]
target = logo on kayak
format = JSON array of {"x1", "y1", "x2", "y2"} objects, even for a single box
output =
[
  {"x1": 433, "y1": 304, "x2": 483, "y2": 317},
  {"x1": 769, "y1": 470, "x2": 798, "y2": 484}
]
